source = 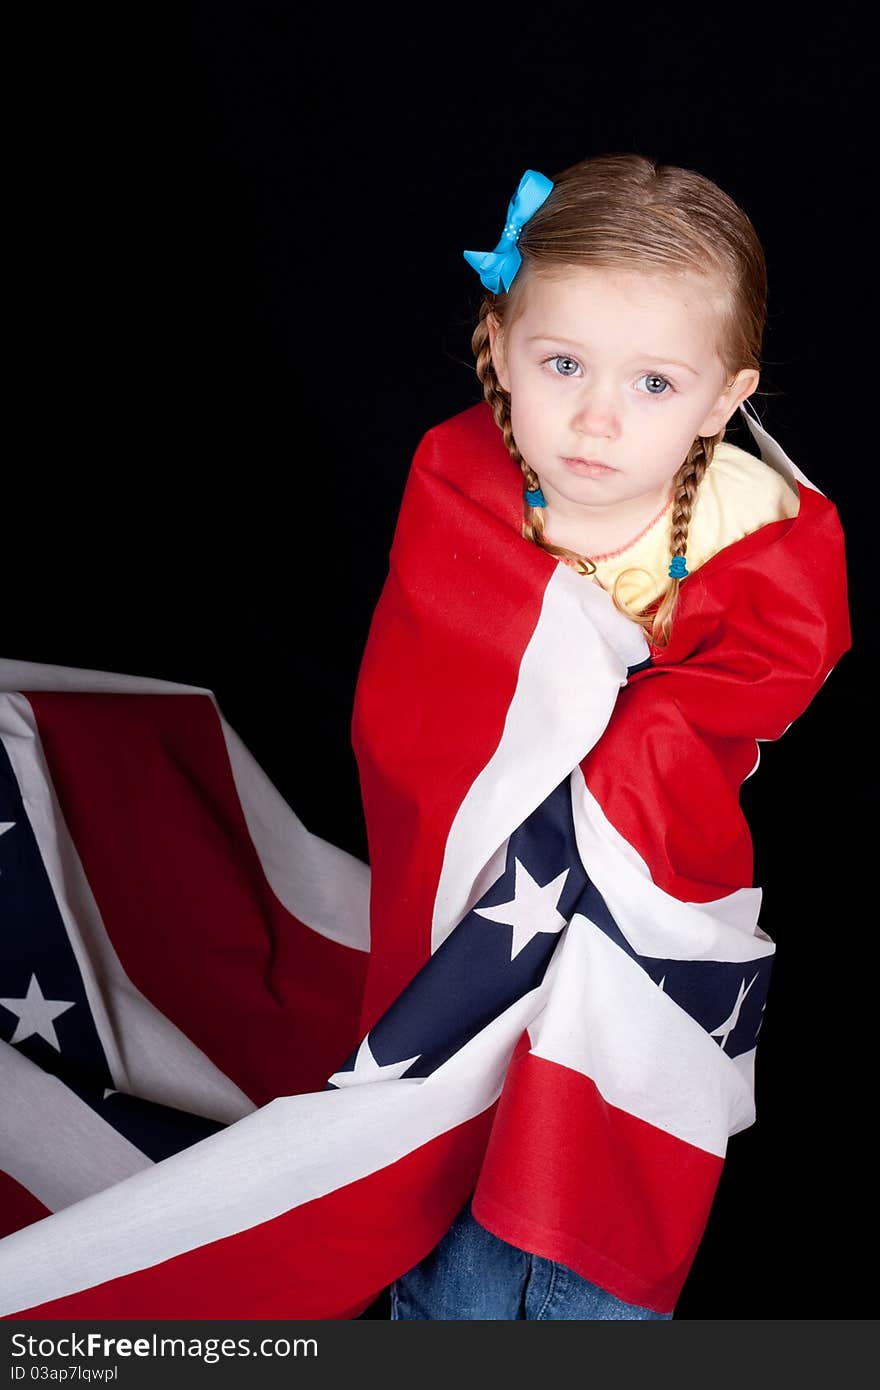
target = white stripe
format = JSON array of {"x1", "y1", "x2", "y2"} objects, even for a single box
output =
[
  {"x1": 0, "y1": 659, "x2": 215, "y2": 697},
  {"x1": 528, "y1": 916, "x2": 756, "y2": 1155},
  {"x1": 0, "y1": 659, "x2": 370, "y2": 953},
  {"x1": 0, "y1": 692, "x2": 255, "y2": 1125},
  {"x1": 432, "y1": 567, "x2": 649, "y2": 950},
  {"x1": 570, "y1": 770, "x2": 775, "y2": 963},
  {"x1": 0, "y1": 969, "x2": 553, "y2": 1314},
  {"x1": 0, "y1": 1042, "x2": 152, "y2": 1210},
  {"x1": 219, "y1": 718, "x2": 370, "y2": 952}
]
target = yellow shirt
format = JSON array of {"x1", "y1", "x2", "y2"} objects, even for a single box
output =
[{"x1": 562, "y1": 440, "x2": 801, "y2": 610}]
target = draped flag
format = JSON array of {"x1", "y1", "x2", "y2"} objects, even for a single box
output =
[{"x1": 0, "y1": 401, "x2": 850, "y2": 1318}]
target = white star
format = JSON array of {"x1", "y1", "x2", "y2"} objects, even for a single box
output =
[
  {"x1": 0, "y1": 973, "x2": 76, "y2": 1051},
  {"x1": 326, "y1": 1034, "x2": 422, "y2": 1088},
  {"x1": 658, "y1": 975, "x2": 666, "y2": 992},
  {"x1": 473, "y1": 857, "x2": 569, "y2": 961},
  {"x1": 710, "y1": 972, "x2": 760, "y2": 1053}
]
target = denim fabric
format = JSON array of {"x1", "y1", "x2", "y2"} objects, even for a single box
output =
[{"x1": 389, "y1": 1198, "x2": 673, "y2": 1320}]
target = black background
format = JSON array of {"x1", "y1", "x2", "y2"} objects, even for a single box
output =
[{"x1": 6, "y1": 7, "x2": 874, "y2": 1318}]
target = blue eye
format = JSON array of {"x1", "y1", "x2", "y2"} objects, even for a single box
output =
[
  {"x1": 637, "y1": 373, "x2": 674, "y2": 397},
  {"x1": 547, "y1": 355, "x2": 580, "y2": 377},
  {"x1": 542, "y1": 356, "x2": 675, "y2": 396}
]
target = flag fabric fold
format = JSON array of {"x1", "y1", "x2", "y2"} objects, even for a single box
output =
[{"x1": 0, "y1": 401, "x2": 851, "y2": 1318}]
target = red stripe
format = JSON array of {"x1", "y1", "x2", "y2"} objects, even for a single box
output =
[
  {"x1": 472, "y1": 1051, "x2": 723, "y2": 1315},
  {"x1": 0, "y1": 1171, "x2": 51, "y2": 1240},
  {"x1": 28, "y1": 691, "x2": 367, "y2": 1103},
  {"x1": 351, "y1": 412, "x2": 555, "y2": 1036},
  {"x1": 581, "y1": 484, "x2": 852, "y2": 902},
  {"x1": 4, "y1": 1104, "x2": 496, "y2": 1319}
]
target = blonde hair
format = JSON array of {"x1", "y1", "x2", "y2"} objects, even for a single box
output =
[{"x1": 469, "y1": 151, "x2": 768, "y2": 648}]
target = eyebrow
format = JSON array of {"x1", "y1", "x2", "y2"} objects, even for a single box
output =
[{"x1": 527, "y1": 334, "x2": 701, "y2": 376}]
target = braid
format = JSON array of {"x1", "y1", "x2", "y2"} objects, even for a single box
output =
[
  {"x1": 471, "y1": 301, "x2": 599, "y2": 578},
  {"x1": 669, "y1": 440, "x2": 710, "y2": 563},
  {"x1": 472, "y1": 301, "x2": 521, "y2": 463},
  {"x1": 616, "y1": 435, "x2": 714, "y2": 649}
]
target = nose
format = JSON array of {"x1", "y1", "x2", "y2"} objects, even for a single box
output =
[{"x1": 571, "y1": 394, "x2": 617, "y2": 440}]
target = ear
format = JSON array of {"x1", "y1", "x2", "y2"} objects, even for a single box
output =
[
  {"x1": 698, "y1": 368, "x2": 760, "y2": 437},
  {"x1": 487, "y1": 312, "x2": 511, "y2": 393}
]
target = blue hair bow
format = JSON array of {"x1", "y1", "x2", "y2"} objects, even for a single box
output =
[{"x1": 463, "y1": 169, "x2": 554, "y2": 293}]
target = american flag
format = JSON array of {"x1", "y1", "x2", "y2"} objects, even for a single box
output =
[{"x1": 0, "y1": 401, "x2": 850, "y2": 1319}]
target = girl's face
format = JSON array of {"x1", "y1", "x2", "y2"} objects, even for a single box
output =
[{"x1": 488, "y1": 267, "x2": 759, "y2": 529}]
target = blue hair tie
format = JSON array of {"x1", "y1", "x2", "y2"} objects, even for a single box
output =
[
  {"x1": 668, "y1": 555, "x2": 689, "y2": 579},
  {"x1": 463, "y1": 169, "x2": 554, "y2": 293},
  {"x1": 524, "y1": 487, "x2": 547, "y2": 507}
]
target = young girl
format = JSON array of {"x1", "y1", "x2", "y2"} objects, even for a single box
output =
[
  {"x1": 0, "y1": 154, "x2": 850, "y2": 1324},
  {"x1": 348, "y1": 152, "x2": 851, "y2": 1320}
]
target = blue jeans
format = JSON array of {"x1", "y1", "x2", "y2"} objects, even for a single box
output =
[{"x1": 390, "y1": 1198, "x2": 673, "y2": 1320}]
